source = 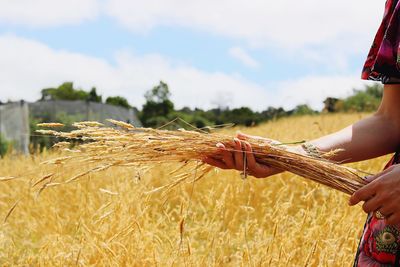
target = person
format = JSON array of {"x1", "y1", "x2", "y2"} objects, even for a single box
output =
[{"x1": 203, "y1": 0, "x2": 400, "y2": 265}]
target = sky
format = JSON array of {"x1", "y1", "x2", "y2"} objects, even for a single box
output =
[{"x1": 0, "y1": 0, "x2": 384, "y2": 111}]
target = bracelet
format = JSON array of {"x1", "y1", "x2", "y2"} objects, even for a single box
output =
[{"x1": 301, "y1": 143, "x2": 322, "y2": 158}]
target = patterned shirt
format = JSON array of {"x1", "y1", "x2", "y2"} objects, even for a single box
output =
[
  {"x1": 354, "y1": 1, "x2": 400, "y2": 266},
  {"x1": 362, "y1": 0, "x2": 400, "y2": 84}
]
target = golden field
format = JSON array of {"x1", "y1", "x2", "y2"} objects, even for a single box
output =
[{"x1": 0, "y1": 113, "x2": 391, "y2": 266}]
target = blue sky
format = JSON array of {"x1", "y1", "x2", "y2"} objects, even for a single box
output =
[
  {"x1": 2, "y1": 21, "x2": 324, "y2": 82},
  {"x1": 0, "y1": 0, "x2": 383, "y2": 110}
]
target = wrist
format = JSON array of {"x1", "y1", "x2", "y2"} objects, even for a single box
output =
[
  {"x1": 301, "y1": 142, "x2": 322, "y2": 158},
  {"x1": 287, "y1": 143, "x2": 322, "y2": 158}
]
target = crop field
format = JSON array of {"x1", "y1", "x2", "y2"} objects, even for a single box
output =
[{"x1": 0, "y1": 113, "x2": 391, "y2": 266}]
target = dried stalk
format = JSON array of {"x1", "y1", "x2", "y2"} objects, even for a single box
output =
[{"x1": 37, "y1": 120, "x2": 368, "y2": 195}]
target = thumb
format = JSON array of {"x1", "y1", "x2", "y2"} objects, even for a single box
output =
[
  {"x1": 237, "y1": 131, "x2": 279, "y2": 145},
  {"x1": 364, "y1": 175, "x2": 376, "y2": 183},
  {"x1": 364, "y1": 166, "x2": 394, "y2": 183},
  {"x1": 236, "y1": 131, "x2": 260, "y2": 140}
]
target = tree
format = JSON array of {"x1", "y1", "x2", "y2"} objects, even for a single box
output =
[
  {"x1": 323, "y1": 98, "x2": 340, "y2": 113},
  {"x1": 342, "y1": 91, "x2": 379, "y2": 112},
  {"x1": 365, "y1": 83, "x2": 383, "y2": 98},
  {"x1": 339, "y1": 84, "x2": 383, "y2": 112},
  {"x1": 40, "y1": 82, "x2": 88, "y2": 101},
  {"x1": 292, "y1": 104, "x2": 317, "y2": 115},
  {"x1": 260, "y1": 107, "x2": 287, "y2": 120},
  {"x1": 144, "y1": 81, "x2": 171, "y2": 103},
  {"x1": 87, "y1": 87, "x2": 102, "y2": 102},
  {"x1": 223, "y1": 107, "x2": 258, "y2": 126},
  {"x1": 321, "y1": 84, "x2": 383, "y2": 113},
  {"x1": 140, "y1": 81, "x2": 175, "y2": 127},
  {"x1": 105, "y1": 96, "x2": 131, "y2": 109}
]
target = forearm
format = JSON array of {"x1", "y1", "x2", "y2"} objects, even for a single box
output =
[
  {"x1": 308, "y1": 114, "x2": 400, "y2": 163},
  {"x1": 304, "y1": 85, "x2": 400, "y2": 163}
]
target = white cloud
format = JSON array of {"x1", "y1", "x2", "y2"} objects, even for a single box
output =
[
  {"x1": 0, "y1": 0, "x2": 99, "y2": 27},
  {"x1": 104, "y1": 0, "x2": 383, "y2": 52},
  {"x1": 102, "y1": 0, "x2": 385, "y2": 73},
  {"x1": 0, "y1": 0, "x2": 383, "y2": 50},
  {"x1": 0, "y1": 35, "x2": 371, "y2": 112},
  {"x1": 228, "y1": 47, "x2": 259, "y2": 68},
  {"x1": 0, "y1": 0, "x2": 384, "y2": 74},
  {"x1": 0, "y1": 35, "x2": 272, "y2": 110}
]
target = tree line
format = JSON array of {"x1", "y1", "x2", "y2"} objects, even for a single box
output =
[
  {"x1": 36, "y1": 81, "x2": 384, "y2": 129},
  {"x1": 0, "y1": 80, "x2": 384, "y2": 155},
  {"x1": 41, "y1": 82, "x2": 132, "y2": 109}
]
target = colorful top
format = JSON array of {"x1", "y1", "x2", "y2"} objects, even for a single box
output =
[
  {"x1": 362, "y1": 0, "x2": 400, "y2": 83},
  {"x1": 354, "y1": 1, "x2": 400, "y2": 265}
]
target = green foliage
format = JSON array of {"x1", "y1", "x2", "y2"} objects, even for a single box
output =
[
  {"x1": 87, "y1": 87, "x2": 102, "y2": 103},
  {"x1": 292, "y1": 104, "x2": 317, "y2": 116},
  {"x1": 31, "y1": 81, "x2": 384, "y2": 141},
  {"x1": 365, "y1": 83, "x2": 383, "y2": 98},
  {"x1": 139, "y1": 81, "x2": 321, "y2": 128},
  {"x1": 341, "y1": 84, "x2": 383, "y2": 112},
  {"x1": 105, "y1": 96, "x2": 131, "y2": 109},
  {"x1": 40, "y1": 83, "x2": 131, "y2": 108},
  {"x1": 259, "y1": 107, "x2": 287, "y2": 121},
  {"x1": 41, "y1": 82, "x2": 89, "y2": 101},
  {"x1": 342, "y1": 92, "x2": 378, "y2": 112},
  {"x1": 144, "y1": 81, "x2": 171, "y2": 103},
  {"x1": 140, "y1": 81, "x2": 175, "y2": 127},
  {"x1": 0, "y1": 134, "x2": 9, "y2": 157},
  {"x1": 222, "y1": 107, "x2": 259, "y2": 127},
  {"x1": 170, "y1": 110, "x2": 213, "y2": 129},
  {"x1": 323, "y1": 84, "x2": 383, "y2": 113}
]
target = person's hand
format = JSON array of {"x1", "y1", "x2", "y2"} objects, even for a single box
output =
[
  {"x1": 202, "y1": 132, "x2": 284, "y2": 178},
  {"x1": 349, "y1": 165, "x2": 400, "y2": 225}
]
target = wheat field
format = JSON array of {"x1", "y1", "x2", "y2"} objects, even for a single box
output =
[{"x1": 0, "y1": 113, "x2": 391, "y2": 266}]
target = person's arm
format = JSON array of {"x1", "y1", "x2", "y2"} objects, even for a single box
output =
[
  {"x1": 308, "y1": 84, "x2": 400, "y2": 163},
  {"x1": 204, "y1": 85, "x2": 400, "y2": 178},
  {"x1": 347, "y1": 85, "x2": 400, "y2": 225},
  {"x1": 204, "y1": 84, "x2": 400, "y2": 224}
]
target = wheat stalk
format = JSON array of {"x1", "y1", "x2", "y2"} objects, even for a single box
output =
[{"x1": 37, "y1": 120, "x2": 367, "y2": 195}]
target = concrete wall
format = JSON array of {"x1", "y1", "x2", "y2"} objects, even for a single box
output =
[
  {"x1": 0, "y1": 100, "x2": 141, "y2": 153},
  {"x1": 0, "y1": 101, "x2": 30, "y2": 154},
  {"x1": 29, "y1": 100, "x2": 141, "y2": 126}
]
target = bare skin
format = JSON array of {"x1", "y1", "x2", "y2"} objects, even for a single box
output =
[{"x1": 203, "y1": 84, "x2": 400, "y2": 225}]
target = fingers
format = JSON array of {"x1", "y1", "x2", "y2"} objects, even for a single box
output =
[
  {"x1": 205, "y1": 141, "x2": 247, "y2": 172},
  {"x1": 236, "y1": 132, "x2": 254, "y2": 140},
  {"x1": 233, "y1": 138, "x2": 244, "y2": 171},
  {"x1": 364, "y1": 166, "x2": 394, "y2": 183},
  {"x1": 349, "y1": 166, "x2": 400, "y2": 226},
  {"x1": 203, "y1": 137, "x2": 281, "y2": 178},
  {"x1": 364, "y1": 175, "x2": 376, "y2": 183},
  {"x1": 216, "y1": 143, "x2": 235, "y2": 169},
  {"x1": 386, "y1": 213, "x2": 400, "y2": 225},
  {"x1": 236, "y1": 132, "x2": 270, "y2": 142},
  {"x1": 202, "y1": 157, "x2": 229, "y2": 170},
  {"x1": 349, "y1": 179, "x2": 380, "y2": 206},
  {"x1": 379, "y1": 203, "x2": 396, "y2": 218},
  {"x1": 349, "y1": 169, "x2": 393, "y2": 205},
  {"x1": 362, "y1": 195, "x2": 384, "y2": 213},
  {"x1": 243, "y1": 141, "x2": 277, "y2": 178},
  {"x1": 244, "y1": 141, "x2": 257, "y2": 170}
]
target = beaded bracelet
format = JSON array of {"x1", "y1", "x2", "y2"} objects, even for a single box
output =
[{"x1": 301, "y1": 143, "x2": 322, "y2": 158}]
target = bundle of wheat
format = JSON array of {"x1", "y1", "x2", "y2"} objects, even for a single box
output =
[{"x1": 36, "y1": 120, "x2": 368, "y2": 195}]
